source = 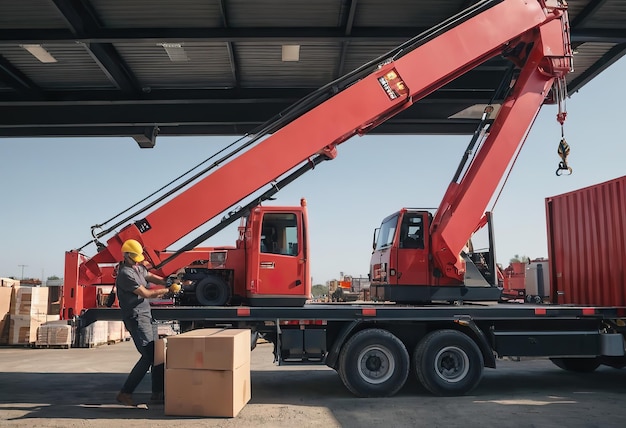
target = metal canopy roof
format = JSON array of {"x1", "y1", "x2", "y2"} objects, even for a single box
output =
[{"x1": 1, "y1": 0, "x2": 625, "y2": 147}]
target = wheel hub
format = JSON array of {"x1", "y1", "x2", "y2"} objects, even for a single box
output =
[
  {"x1": 358, "y1": 346, "x2": 395, "y2": 384},
  {"x1": 434, "y1": 346, "x2": 470, "y2": 383}
]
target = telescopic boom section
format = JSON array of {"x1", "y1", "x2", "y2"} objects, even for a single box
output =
[
  {"x1": 77, "y1": 0, "x2": 569, "y2": 284},
  {"x1": 430, "y1": 16, "x2": 572, "y2": 282}
]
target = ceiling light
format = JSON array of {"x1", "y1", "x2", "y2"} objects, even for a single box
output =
[
  {"x1": 282, "y1": 45, "x2": 300, "y2": 62},
  {"x1": 449, "y1": 104, "x2": 501, "y2": 119},
  {"x1": 20, "y1": 44, "x2": 57, "y2": 63},
  {"x1": 158, "y1": 43, "x2": 189, "y2": 62}
]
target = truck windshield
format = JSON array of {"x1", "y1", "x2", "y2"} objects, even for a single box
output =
[{"x1": 375, "y1": 214, "x2": 399, "y2": 251}]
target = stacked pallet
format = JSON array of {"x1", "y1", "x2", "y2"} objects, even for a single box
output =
[
  {"x1": 107, "y1": 321, "x2": 125, "y2": 344},
  {"x1": 36, "y1": 321, "x2": 73, "y2": 348},
  {"x1": 78, "y1": 321, "x2": 109, "y2": 348},
  {"x1": 0, "y1": 284, "x2": 12, "y2": 344},
  {"x1": 6, "y1": 286, "x2": 60, "y2": 346}
]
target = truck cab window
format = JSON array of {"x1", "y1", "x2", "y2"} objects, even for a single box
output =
[
  {"x1": 401, "y1": 214, "x2": 424, "y2": 249},
  {"x1": 261, "y1": 213, "x2": 299, "y2": 255}
]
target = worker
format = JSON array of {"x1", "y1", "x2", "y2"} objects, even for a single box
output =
[{"x1": 115, "y1": 239, "x2": 181, "y2": 407}]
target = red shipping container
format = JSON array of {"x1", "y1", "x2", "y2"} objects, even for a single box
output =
[{"x1": 546, "y1": 175, "x2": 626, "y2": 306}]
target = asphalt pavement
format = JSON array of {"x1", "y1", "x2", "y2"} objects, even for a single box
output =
[{"x1": 0, "y1": 340, "x2": 625, "y2": 428}]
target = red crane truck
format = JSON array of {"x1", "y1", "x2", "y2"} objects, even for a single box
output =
[{"x1": 63, "y1": 0, "x2": 626, "y2": 397}]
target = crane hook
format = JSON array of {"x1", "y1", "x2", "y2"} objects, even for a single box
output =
[
  {"x1": 556, "y1": 138, "x2": 572, "y2": 176},
  {"x1": 554, "y1": 78, "x2": 572, "y2": 176}
]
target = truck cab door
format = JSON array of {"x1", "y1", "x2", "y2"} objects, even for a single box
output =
[
  {"x1": 247, "y1": 209, "x2": 309, "y2": 305},
  {"x1": 395, "y1": 212, "x2": 430, "y2": 286}
]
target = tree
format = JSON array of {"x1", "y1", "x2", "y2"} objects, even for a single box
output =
[
  {"x1": 311, "y1": 284, "x2": 329, "y2": 298},
  {"x1": 47, "y1": 275, "x2": 60, "y2": 280},
  {"x1": 510, "y1": 254, "x2": 530, "y2": 264}
]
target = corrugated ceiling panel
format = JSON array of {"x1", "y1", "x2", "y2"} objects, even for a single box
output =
[
  {"x1": 342, "y1": 41, "x2": 405, "y2": 74},
  {"x1": 90, "y1": 0, "x2": 222, "y2": 28},
  {"x1": 567, "y1": 42, "x2": 617, "y2": 82},
  {"x1": 227, "y1": 0, "x2": 343, "y2": 27},
  {"x1": 563, "y1": 0, "x2": 589, "y2": 21},
  {"x1": 237, "y1": 43, "x2": 340, "y2": 87},
  {"x1": 0, "y1": 44, "x2": 113, "y2": 89},
  {"x1": 354, "y1": 0, "x2": 465, "y2": 27},
  {"x1": 0, "y1": 0, "x2": 67, "y2": 29},
  {"x1": 581, "y1": 0, "x2": 626, "y2": 27},
  {"x1": 115, "y1": 42, "x2": 234, "y2": 88}
]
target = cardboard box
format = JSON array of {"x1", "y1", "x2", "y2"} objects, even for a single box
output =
[
  {"x1": 0, "y1": 314, "x2": 10, "y2": 345},
  {"x1": 8, "y1": 314, "x2": 60, "y2": 345},
  {"x1": 0, "y1": 287, "x2": 13, "y2": 339},
  {"x1": 166, "y1": 328, "x2": 251, "y2": 370},
  {"x1": 0, "y1": 278, "x2": 19, "y2": 288},
  {"x1": 155, "y1": 337, "x2": 168, "y2": 366},
  {"x1": 36, "y1": 321, "x2": 72, "y2": 347},
  {"x1": 78, "y1": 321, "x2": 109, "y2": 347},
  {"x1": 0, "y1": 287, "x2": 13, "y2": 344},
  {"x1": 107, "y1": 321, "x2": 125, "y2": 343},
  {"x1": 165, "y1": 361, "x2": 251, "y2": 418},
  {"x1": 10, "y1": 286, "x2": 49, "y2": 316}
]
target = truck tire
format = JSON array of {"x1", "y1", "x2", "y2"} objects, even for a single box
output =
[
  {"x1": 195, "y1": 275, "x2": 231, "y2": 306},
  {"x1": 338, "y1": 328, "x2": 409, "y2": 397},
  {"x1": 413, "y1": 329, "x2": 484, "y2": 396},
  {"x1": 550, "y1": 357, "x2": 601, "y2": 372}
]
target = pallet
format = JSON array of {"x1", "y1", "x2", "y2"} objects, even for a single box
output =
[{"x1": 34, "y1": 344, "x2": 70, "y2": 349}]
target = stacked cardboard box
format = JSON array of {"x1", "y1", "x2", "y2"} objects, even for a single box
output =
[
  {"x1": 7, "y1": 287, "x2": 56, "y2": 346},
  {"x1": 0, "y1": 278, "x2": 20, "y2": 288},
  {"x1": 107, "y1": 321, "x2": 126, "y2": 343},
  {"x1": 36, "y1": 320, "x2": 73, "y2": 348},
  {"x1": 10, "y1": 286, "x2": 49, "y2": 316},
  {"x1": 8, "y1": 314, "x2": 60, "y2": 345},
  {"x1": 164, "y1": 328, "x2": 251, "y2": 417},
  {"x1": 78, "y1": 321, "x2": 109, "y2": 347},
  {"x1": 0, "y1": 286, "x2": 12, "y2": 344},
  {"x1": 46, "y1": 324, "x2": 72, "y2": 347}
]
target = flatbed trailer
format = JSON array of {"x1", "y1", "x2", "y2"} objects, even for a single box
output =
[{"x1": 79, "y1": 302, "x2": 626, "y2": 397}]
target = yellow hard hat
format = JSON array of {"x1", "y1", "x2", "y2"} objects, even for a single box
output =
[{"x1": 121, "y1": 239, "x2": 145, "y2": 262}]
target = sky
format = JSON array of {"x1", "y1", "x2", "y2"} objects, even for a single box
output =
[{"x1": 1, "y1": 56, "x2": 625, "y2": 285}]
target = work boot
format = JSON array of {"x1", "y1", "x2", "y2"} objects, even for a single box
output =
[
  {"x1": 150, "y1": 392, "x2": 164, "y2": 404},
  {"x1": 116, "y1": 392, "x2": 136, "y2": 407}
]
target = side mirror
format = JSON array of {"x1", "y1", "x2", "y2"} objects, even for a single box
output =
[{"x1": 372, "y1": 227, "x2": 380, "y2": 251}]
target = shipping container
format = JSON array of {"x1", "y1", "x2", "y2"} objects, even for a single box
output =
[{"x1": 546, "y1": 175, "x2": 626, "y2": 306}]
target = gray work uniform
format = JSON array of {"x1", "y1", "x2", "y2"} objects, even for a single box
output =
[{"x1": 115, "y1": 262, "x2": 163, "y2": 396}]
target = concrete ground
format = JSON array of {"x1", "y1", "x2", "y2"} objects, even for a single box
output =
[{"x1": 0, "y1": 340, "x2": 625, "y2": 428}]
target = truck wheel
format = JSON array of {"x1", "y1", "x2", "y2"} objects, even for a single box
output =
[
  {"x1": 338, "y1": 328, "x2": 409, "y2": 397},
  {"x1": 195, "y1": 275, "x2": 231, "y2": 306},
  {"x1": 413, "y1": 329, "x2": 484, "y2": 396},
  {"x1": 550, "y1": 357, "x2": 601, "y2": 372}
]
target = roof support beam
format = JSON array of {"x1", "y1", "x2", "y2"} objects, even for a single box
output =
[
  {"x1": 335, "y1": 0, "x2": 358, "y2": 79},
  {"x1": 570, "y1": 0, "x2": 609, "y2": 29},
  {"x1": 570, "y1": 29, "x2": 626, "y2": 44},
  {"x1": 50, "y1": 0, "x2": 139, "y2": 93},
  {"x1": 0, "y1": 55, "x2": 41, "y2": 96},
  {"x1": 219, "y1": 0, "x2": 240, "y2": 88},
  {"x1": 1, "y1": 27, "x2": 625, "y2": 45}
]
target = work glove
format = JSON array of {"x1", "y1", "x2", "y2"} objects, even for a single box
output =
[{"x1": 166, "y1": 278, "x2": 182, "y2": 294}]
